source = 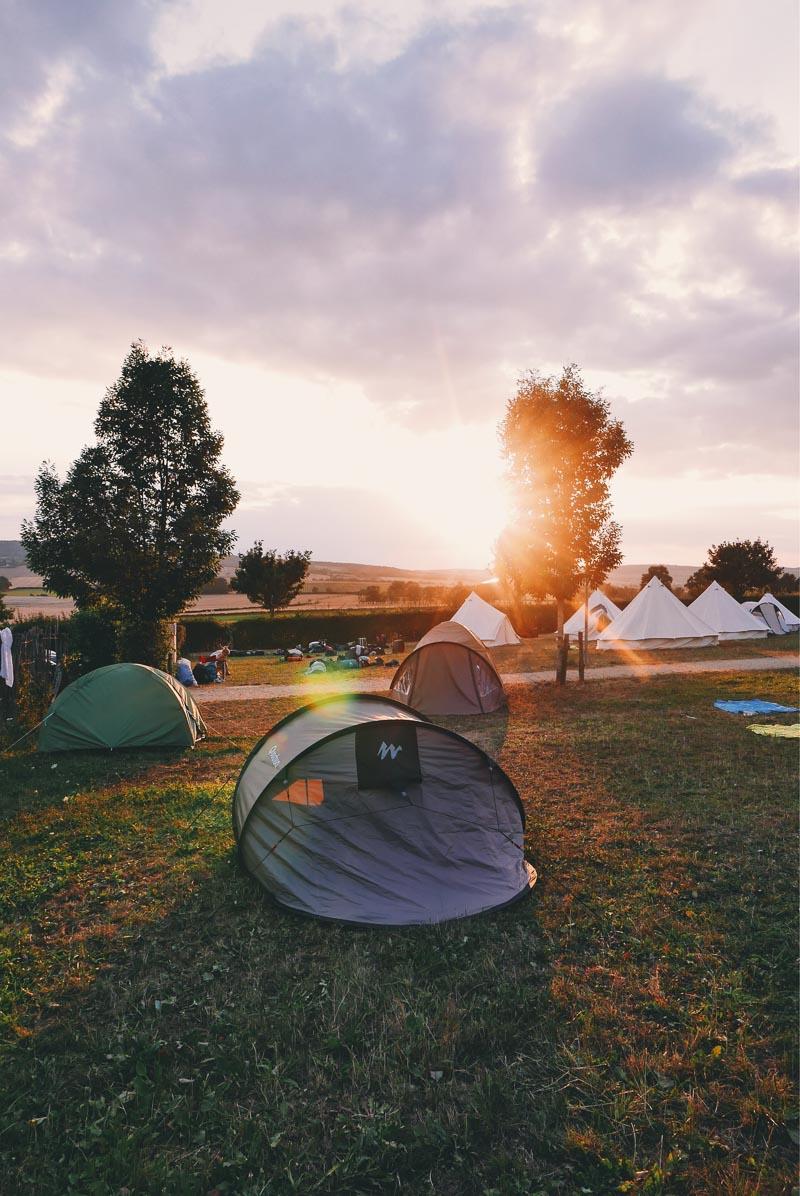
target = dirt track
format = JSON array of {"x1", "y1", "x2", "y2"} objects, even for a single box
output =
[{"x1": 193, "y1": 654, "x2": 798, "y2": 702}]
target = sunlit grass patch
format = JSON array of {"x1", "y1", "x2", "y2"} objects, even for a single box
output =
[{"x1": 0, "y1": 671, "x2": 796, "y2": 1193}]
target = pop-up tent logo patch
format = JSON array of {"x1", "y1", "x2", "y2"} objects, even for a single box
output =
[{"x1": 356, "y1": 722, "x2": 421, "y2": 790}]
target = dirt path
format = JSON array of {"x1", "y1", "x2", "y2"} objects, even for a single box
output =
[{"x1": 193, "y1": 654, "x2": 798, "y2": 703}]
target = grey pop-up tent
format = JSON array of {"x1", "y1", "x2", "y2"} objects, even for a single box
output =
[
  {"x1": 233, "y1": 694, "x2": 535, "y2": 925},
  {"x1": 390, "y1": 621, "x2": 506, "y2": 715}
]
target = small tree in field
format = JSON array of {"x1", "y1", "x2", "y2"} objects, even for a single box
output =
[
  {"x1": 497, "y1": 365, "x2": 633, "y2": 634},
  {"x1": 359, "y1": 585, "x2": 383, "y2": 605},
  {"x1": 231, "y1": 543, "x2": 312, "y2": 617},
  {"x1": 685, "y1": 539, "x2": 780, "y2": 601},
  {"x1": 21, "y1": 341, "x2": 239, "y2": 666},
  {"x1": 640, "y1": 565, "x2": 673, "y2": 591},
  {"x1": 0, "y1": 576, "x2": 10, "y2": 593}
]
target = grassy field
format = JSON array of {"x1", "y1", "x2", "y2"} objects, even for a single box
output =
[
  {"x1": 0, "y1": 669, "x2": 797, "y2": 1193},
  {"x1": 209, "y1": 633, "x2": 799, "y2": 689}
]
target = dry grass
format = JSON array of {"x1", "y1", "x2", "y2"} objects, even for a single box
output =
[{"x1": 0, "y1": 668, "x2": 797, "y2": 1193}]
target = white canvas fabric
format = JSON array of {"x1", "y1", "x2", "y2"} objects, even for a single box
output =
[
  {"x1": 742, "y1": 597, "x2": 794, "y2": 635},
  {"x1": 0, "y1": 627, "x2": 12, "y2": 688},
  {"x1": 597, "y1": 577, "x2": 718, "y2": 651},
  {"x1": 741, "y1": 601, "x2": 775, "y2": 633},
  {"x1": 563, "y1": 590, "x2": 623, "y2": 642},
  {"x1": 759, "y1": 593, "x2": 800, "y2": 630},
  {"x1": 452, "y1": 592, "x2": 520, "y2": 646},
  {"x1": 688, "y1": 582, "x2": 769, "y2": 641}
]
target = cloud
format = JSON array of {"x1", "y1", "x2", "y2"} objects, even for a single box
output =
[
  {"x1": 535, "y1": 75, "x2": 732, "y2": 207},
  {"x1": 0, "y1": 2, "x2": 797, "y2": 564}
]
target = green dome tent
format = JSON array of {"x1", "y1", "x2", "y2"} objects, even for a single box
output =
[
  {"x1": 39, "y1": 663, "x2": 207, "y2": 753},
  {"x1": 234, "y1": 693, "x2": 535, "y2": 926}
]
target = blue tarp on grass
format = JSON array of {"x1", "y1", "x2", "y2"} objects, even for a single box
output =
[{"x1": 714, "y1": 699, "x2": 799, "y2": 715}]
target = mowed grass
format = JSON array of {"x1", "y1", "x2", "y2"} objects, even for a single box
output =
[
  {"x1": 212, "y1": 633, "x2": 798, "y2": 688},
  {"x1": 216, "y1": 654, "x2": 406, "y2": 688},
  {"x1": 0, "y1": 669, "x2": 797, "y2": 1194}
]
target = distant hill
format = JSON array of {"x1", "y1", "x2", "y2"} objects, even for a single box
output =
[
  {"x1": 2, "y1": 540, "x2": 796, "y2": 591},
  {"x1": 0, "y1": 541, "x2": 27, "y2": 567}
]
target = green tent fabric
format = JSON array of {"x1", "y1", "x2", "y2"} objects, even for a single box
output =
[
  {"x1": 39, "y1": 663, "x2": 207, "y2": 752},
  {"x1": 747, "y1": 723, "x2": 800, "y2": 739}
]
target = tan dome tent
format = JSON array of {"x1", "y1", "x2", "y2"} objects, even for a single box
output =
[
  {"x1": 38, "y1": 663, "x2": 207, "y2": 752},
  {"x1": 390, "y1": 621, "x2": 506, "y2": 715},
  {"x1": 233, "y1": 694, "x2": 535, "y2": 925}
]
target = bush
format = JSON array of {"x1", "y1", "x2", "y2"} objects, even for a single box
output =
[
  {"x1": 63, "y1": 608, "x2": 119, "y2": 680},
  {"x1": 118, "y1": 619, "x2": 173, "y2": 669},
  {"x1": 181, "y1": 602, "x2": 558, "y2": 651},
  {"x1": 179, "y1": 619, "x2": 231, "y2": 653}
]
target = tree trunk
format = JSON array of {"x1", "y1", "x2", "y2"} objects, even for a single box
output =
[
  {"x1": 556, "y1": 597, "x2": 565, "y2": 637},
  {"x1": 583, "y1": 579, "x2": 589, "y2": 646}
]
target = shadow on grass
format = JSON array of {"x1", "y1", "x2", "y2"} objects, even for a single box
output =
[{"x1": 0, "y1": 832, "x2": 561, "y2": 1196}]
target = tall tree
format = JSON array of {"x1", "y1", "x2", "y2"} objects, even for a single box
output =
[
  {"x1": 685, "y1": 539, "x2": 780, "y2": 601},
  {"x1": 640, "y1": 564, "x2": 673, "y2": 591},
  {"x1": 497, "y1": 365, "x2": 633, "y2": 634},
  {"x1": 21, "y1": 341, "x2": 239, "y2": 665},
  {"x1": 231, "y1": 543, "x2": 312, "y2": 617}
]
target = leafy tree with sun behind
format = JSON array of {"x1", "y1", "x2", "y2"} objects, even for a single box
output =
[{"x1": 496, "y1": 364, "x2": 633, "y2": 635}]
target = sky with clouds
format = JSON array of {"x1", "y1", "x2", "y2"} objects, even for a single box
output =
[{"x1": 1, "y1": 0, "x2": 797, "y2": 568}]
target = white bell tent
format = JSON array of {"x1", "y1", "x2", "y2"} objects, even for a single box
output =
[
  {"x1": 742, "y1": 594, "x2": 800, "y2": 635},
  {"x1": 596, "y1": 577, "x2": 718, "y2": 651},
  {"x1": 688, "y1": 582, "x2": 769, "y2": 641},
  {"x1": 759, "y1": 593, "x2": 800, "y2": 631},
  {"x1": 451, "y1": 591, "x2": 520, "y2": 647},
  {"x1": 563, "y1": 589, "x2": 622, "y2": 642}
]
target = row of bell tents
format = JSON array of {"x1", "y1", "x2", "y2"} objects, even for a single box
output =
[{"x1": 466, "y1": 581, "x2": 799, "y2": 650}]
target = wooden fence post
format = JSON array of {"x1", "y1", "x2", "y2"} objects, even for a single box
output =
[
  {"x1": 577, "y1": 631, "x2": 585, "y2": 682},
  {"x1": 556, "y1": 633, "x2": 570, "y2": 684}
]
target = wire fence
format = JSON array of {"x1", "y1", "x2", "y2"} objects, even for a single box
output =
[{"x1": 1, "y1": 622, "x2": 67, "y2": 730}]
